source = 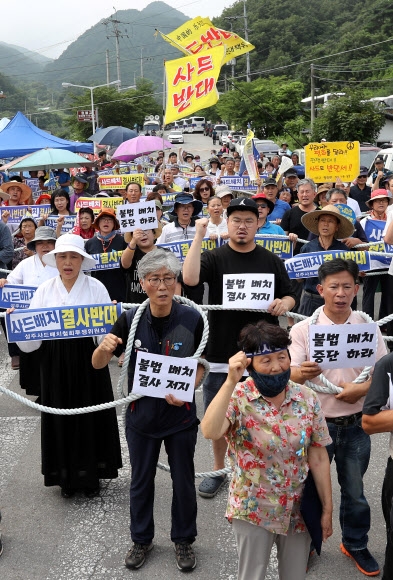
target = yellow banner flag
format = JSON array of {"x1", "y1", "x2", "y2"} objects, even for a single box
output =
[
  {"x1": 162, "y1": 16, "x2": 254, "y2": 65},
  {"x1": 164, "y1": 45, "x2": 225, "y2": 125}
]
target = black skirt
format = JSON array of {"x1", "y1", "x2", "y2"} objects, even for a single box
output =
[
  {"x1": 40, "y1": 337, "x2": 123, "y2": 490},
  {"x1": 20, "y1": 350, "x2": 41, "y2": 396}
]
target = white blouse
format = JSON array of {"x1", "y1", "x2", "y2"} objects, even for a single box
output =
[
  {"x1": 18, "y1": 271, "x2": 111, "y2": 353},
  {"x1": 206, "y1": 218, "x2": 228, "y2": 238},
  {"x1": 7, "y1": 254, "x2": 58, "y2": 287}
]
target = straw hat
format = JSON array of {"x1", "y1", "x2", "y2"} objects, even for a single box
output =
[
  {"x1": 0, "y1": 188, "x2": 10, "y2": 201},
  {"x1": 301, "y1": 204, "x2": 355, "y2": 239},
  {"x1": 2, "y1": 180, "x2": 32, "y2": 204},
  {"x1": 43, "y1": 233, "x2": 97, "y2": 270}
]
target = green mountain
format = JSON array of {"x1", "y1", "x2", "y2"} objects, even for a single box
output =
[
  {"x1": 0, "y1": 42, "x2": 52, "y2": 83},
  {"x1": 213, "y1": 0, "x2": 393, "y2": 97},
  {"x1": 42, "y1": 2, "x2": 188, "y2": 90}
]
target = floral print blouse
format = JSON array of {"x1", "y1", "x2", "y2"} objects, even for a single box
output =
[{"x1": 225, "y1": 377, "x2": 331, "y2": 535}]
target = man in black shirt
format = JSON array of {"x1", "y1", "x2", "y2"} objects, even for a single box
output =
[
  {"x1": 183, "y1": 197, "x2": 295, "y2": 498},
  {"x1": 349, "y1": 166, "x2": 371, "y2": 213}
]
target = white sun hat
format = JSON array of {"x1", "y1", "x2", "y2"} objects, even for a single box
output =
[{"x1": 42, "y1": 233, "x2": 97, "y2": 270}]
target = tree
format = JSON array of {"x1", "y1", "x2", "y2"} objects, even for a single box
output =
[
  {"x1": 216, "y1": 76, "x2": 304, "y2": 138},
  {"x1": 311, "y1": 91, "x2": 385, "y2": 143},
  {"x1": 64, "y1": 78, "x2": 161, "y2": 140}
]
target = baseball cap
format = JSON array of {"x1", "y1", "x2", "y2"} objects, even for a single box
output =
[
  {"x1": 263, "y1": 178, "x2": 278, "y2": 187},
  {"x1": 226, "y1": 197, "x2": 259, "y2": 218}
]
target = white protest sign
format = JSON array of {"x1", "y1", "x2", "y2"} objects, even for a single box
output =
[
  {"x1": 309, "y1": 323, "x2": 377, "y2": 370},
  {"x1": 222, "y1": 273, "x2": 275, "y2": 310},
  {"x1": 116, "y1": 200, "x2": 158, "y2": 232},
  {"x1": 132, "y1": 351, "x2": 197, "y2": 402}
]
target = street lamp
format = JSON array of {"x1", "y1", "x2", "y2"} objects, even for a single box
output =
[{"x1": 61, "y1": 80, "x2": 121, "y2": 135}]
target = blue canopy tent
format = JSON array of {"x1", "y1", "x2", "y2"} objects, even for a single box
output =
[{"x1": 0, "y1": 112, "x2": 93, "y2": 158}]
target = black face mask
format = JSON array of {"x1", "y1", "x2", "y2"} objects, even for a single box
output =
[{"x1": 248, "y1": 367, "x2": 291, "y2": 398}]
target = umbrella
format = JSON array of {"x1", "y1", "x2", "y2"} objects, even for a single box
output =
[
  {"x1": 112, "y1": 136, "x2": 172, "y2": 162},
  {"x1": 89, "y1": 126, "x2": 137, "y2": 147},
  {"x1": 9, "y1": 148, "x2": 95, "y2": 172}
]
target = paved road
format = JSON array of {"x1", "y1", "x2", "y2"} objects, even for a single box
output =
[{"x1": 0, "y1": 143, "x2": 389, "y2": 578}]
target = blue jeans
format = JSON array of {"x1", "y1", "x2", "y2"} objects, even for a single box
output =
[
  {"x1": 203, "y1": 372, "x2": 228, "y2": 411},
  {"x1": 326, "y1": 416, "x2": 371, "y2": 550}
]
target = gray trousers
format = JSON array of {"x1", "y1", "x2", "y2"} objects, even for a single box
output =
[{"x1": 232, "y1": 518, "x2": 311, "y2": 580}]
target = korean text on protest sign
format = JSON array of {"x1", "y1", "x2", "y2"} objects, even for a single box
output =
[
  {"x1": 305, "y1": 141, "x2": 360, "y2": 183},
  {"x1": 6, "y1": 303, "x2": 122, "y2": 343},
  {"x1": 132, "y1": 351, "x2": 197, "y2": 403},
  {"x1": 309, "y1": 323, "x2": 377, "y2": 370},
  {"x1": 90, "y1": 251, "x2": 123, "y2": 271},
  {"x1": 98, "y1": 174, "x2": 145, "y2": 190},
  {"x1": 222, "y1": 274, "x2": 275, "y2": 310},
  {"x1": 0, "y1": 285, "x2": 37, "y2": 310},
  {"x1": 158, "y1": 237, "x2": 219, "y2": 262},
  {"x1": 161, "y1": 16, "x2": 254, "y2": 64},
  {"x1": 285, "y1": 250, "x2": 370, "y2": 279},
  {"x1": 116, "y1": 201, "x2": 158, "y2": 233},
  {"x1": 164, "y1": 45, "x2": 225, "y2": 125}
]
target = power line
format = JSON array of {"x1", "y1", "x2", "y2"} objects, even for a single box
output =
[
  {"x1": 228, "y1": 36, "x2": 393, "y2": 81},
  {"x1": 314, "y1": 75, "x2": 393, "y2": 84}
]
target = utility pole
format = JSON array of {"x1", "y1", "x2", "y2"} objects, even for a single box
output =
[
  {"x1": 223, "y1": 17, "x2": 238, "y2": 88},
  {"x1": 310, "y1": 63, "x2": 315, "y2": 132},
  {"x1": 106, "y1": 50, "x2": 110, "y2": 86},
  {"x1": 243, "y1": 0, "x2": 251, "y2": 82},
  {"x1": 104, "y1": 9, "x2": 129, "y2": 91}
]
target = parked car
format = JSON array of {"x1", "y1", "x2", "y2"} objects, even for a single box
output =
[
  {"x1": 360, "y1": 144, "x2": 381, "y2": 170},
  {"x1": 167, "y1": 130, "x2": 184, "y2": 144},
  {"x1": 228, "y1": 131, "x2": 244, "y2": 151},
  {"x1": 236, "y1": 137, "x2": 279, "y2": 158},
  {"x1": 219, "y1": 130, "x2": 230, "y2": 145},
  {"x1": 254, "y1": 140, "x2": 280, "y2": 159},
  {"x1": 213, "y1": 123, "x2": 228, "y2": 139}
]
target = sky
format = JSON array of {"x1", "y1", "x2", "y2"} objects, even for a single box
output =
[{"x1": 3, "y1": 0, "x2": 234, "y2": 59}]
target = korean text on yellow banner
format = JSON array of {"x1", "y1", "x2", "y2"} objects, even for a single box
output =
[
  {"x1": 97, "y1": 174, "x2": 145, "y2": 190},
  {"x1": 305, "y1": 141, "x2": 360, "y2": 183},
  {"x1": 164, "y1": 46, "x2": 225, "y2": 125},
  {"x1": 74, "y1": 197, "x2": 124, "y2": 213},
  {"x1": 162, "y1": 16, "x2": 254, "y2": 65}
]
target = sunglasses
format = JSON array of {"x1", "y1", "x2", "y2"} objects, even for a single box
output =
[
  {"x1": 256, "y1": 204, "x2": 268, "y2": 208},
  {"x1": 358, "y1": 175, "x2": 367, "y2": 179},
  {"x1": 199, "y1": 187, "x2": 210, "y2": 192}
]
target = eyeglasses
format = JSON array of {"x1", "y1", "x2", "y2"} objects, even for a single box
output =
[
  {"x1": 230, "y1": 217, "x2": 257, "y2": 228},
  {"x1": 100, "y1": 217, "x2": 114, "y2": 222},
  {"x1": 199, "y1": 187, "x2": 210, "y2": 192},
  {"x1": 256, "y1": 204, "x2": 268, "y2": 209},
  {"x1": 146, "y1": 276, "x2": 176, "y2": 287}
]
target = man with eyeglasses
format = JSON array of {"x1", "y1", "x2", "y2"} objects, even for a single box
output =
[
  {"x1": 157, "y1": 193, "x2": 202, "y2": 244},
  {"x1": 349, "y1": 166, "x2": 372, "y2": 213},
  {"x1": 183, "y1": 197, "x2": 295, "y2": 499},
  {"x1": 93, "y1": 249, "x2": 205, "y2": 572}
]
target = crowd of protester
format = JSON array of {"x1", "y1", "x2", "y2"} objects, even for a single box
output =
[{"x1": 0, "y1": 144, "x2": 392, "y2": 579}]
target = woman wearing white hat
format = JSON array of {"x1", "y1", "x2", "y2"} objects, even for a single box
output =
[{"x1": 17, "y1": 234, "x2": 122, "y2": 498}]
